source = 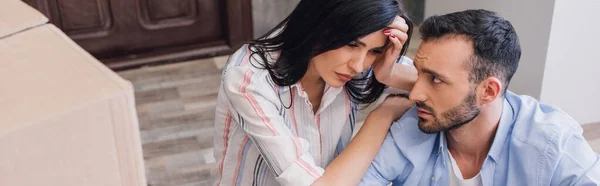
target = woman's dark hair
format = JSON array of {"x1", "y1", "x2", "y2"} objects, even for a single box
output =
[{"x1": 248, "y1": 0, "x2": 413, "y2": 107}]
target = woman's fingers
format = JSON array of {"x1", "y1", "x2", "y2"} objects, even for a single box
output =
[
  {"x1": 389, "y1": 16, "x2": 409, "y2": 32},
  {"x1": 388, "y1": 29, "x2": 408, "y2": 44},
  {"x1": 382, "y1": 15, "x2": 409, "y2": 54},
  {"x1": 383, "y1": 29, "x2": 406, "y2": 55}
]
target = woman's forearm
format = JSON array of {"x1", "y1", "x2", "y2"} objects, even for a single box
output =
[
  {"x1": 386, "y1": 63, "x2": 417, "y2": 91},
  {"x1": 311, "y1": 110, "x2": 398, "y2": 186}
]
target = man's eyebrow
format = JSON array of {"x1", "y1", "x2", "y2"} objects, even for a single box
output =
[{"x1": 422, "y1": 67, "x2": 450, "y2": 81}]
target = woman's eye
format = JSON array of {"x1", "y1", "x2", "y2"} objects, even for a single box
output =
[
  {"x1": 370, "y1": 49, "x2": 383, "y2": 54},
  {"x1": 347, "y1": 43, "x2": 359, "y2": 47}
]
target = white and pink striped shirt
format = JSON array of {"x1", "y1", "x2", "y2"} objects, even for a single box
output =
[{"x1": 213, "y1": 45, "x2": 358, "y2": 186}]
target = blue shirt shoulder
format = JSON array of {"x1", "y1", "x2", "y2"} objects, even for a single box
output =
[{"x1": 360, "y1": 92, "x2": 600, "y2": 186}]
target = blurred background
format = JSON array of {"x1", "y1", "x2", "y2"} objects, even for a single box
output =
[{"x1": 20, "y1": 0, "x2": 599, "y2": 185}]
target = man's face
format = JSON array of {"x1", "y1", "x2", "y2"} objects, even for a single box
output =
[{"x1": 409, "y1": 36, "x2": 481, "y2": 134}]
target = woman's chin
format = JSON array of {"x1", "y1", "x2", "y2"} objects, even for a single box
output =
[{"x1": 324, "y1": 78, "x2": 345, "y2": 88}]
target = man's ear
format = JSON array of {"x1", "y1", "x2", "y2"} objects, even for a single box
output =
[{"x1": 478, "y1": 77, "x2": 503, "y2": 104}]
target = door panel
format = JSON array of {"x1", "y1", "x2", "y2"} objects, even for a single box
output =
[
  {"x1": 56, "y1": 0, "x2": 112, "y2": 39},
  {"x1": 139, "y1": 0, "x2": 197, "y2": 28},
  {"x1": 24, "y1": 0, "x2": 253, "y2": 70}
]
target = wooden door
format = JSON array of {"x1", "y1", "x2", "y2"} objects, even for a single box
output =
[{"x1": 23, "y1": 0, "x2": 253, "y2": 70}]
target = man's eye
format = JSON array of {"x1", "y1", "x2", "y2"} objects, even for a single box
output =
[{"x1": 432, "y1": 77, "x2": 443, "y2": 84}]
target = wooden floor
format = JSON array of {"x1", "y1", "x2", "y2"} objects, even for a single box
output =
[
  {"x1": 118, "y1": 56, "x2": 227, "y2": 186},
  {"x1": 117, "y1": 52, "x2": 600, "y2": 186}
]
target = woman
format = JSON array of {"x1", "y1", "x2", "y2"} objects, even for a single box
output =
[{"x1": 213, "y1": 0, "x2": 417, "y2": 185}]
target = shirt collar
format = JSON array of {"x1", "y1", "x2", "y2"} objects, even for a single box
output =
[
  {"x1": 280, "y1": 82, "x2": 345, "y2": 111},
  {"x1": 486, "y1": 93, "x2": 517, "y2": 162}
]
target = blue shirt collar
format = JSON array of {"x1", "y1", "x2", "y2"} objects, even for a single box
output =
[{"x1": 487, "y1": 93, "x2": 517, "y2": 162}]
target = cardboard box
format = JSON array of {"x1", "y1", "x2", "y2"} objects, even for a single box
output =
[{"x1": 0, "y1": 0, "x2": 147, "y2": 185}]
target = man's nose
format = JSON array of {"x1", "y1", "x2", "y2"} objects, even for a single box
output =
[{"x1": 409, "y1": 81, "x2": 427, "y2": 102}]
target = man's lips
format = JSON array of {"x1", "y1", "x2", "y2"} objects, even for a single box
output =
[{"x1": 417, "y1": 107, "x2": 432, "y2": 115}]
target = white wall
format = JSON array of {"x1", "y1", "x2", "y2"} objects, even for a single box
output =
[
  {"x1": 540, "y1": 0, "x2": 600, "y2": 124},
  {"x1": 425, "y1": 0, "x2": 556, "y2": 99}
]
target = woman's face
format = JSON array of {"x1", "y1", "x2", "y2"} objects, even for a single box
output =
[{"x1": 309, "y1": 30, "x2": 388, "y2": 88}]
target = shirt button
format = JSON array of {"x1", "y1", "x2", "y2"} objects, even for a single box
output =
[{"x1": 431, "y1": 176, "x2": 435, "y2": 181}]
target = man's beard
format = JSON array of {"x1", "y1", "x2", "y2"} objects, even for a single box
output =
[{"x1": 417, "y1": 90, "x2": 481, "y2": 134}]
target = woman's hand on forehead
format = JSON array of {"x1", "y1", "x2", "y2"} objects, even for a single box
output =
[{"x1": 372, "y1": 16, "x2": 411, "y2": 86}]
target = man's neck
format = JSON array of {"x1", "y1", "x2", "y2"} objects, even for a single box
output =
[{"x1": 446, "y1": 98, "x2": 504, "y2": 178}]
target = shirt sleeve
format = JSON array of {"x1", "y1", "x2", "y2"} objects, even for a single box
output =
[
  {"x1": 222, "y1": 66, "x2": 324, "y2": 186},
  {"x1": 549, "y1": 129, "x2": 600, "y2": 185}
]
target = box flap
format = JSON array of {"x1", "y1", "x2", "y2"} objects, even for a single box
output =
[
  {"x1": 0, "y1": 0, "x2": 48, "y2": 39},
  {"x1": 0, "y1": 24, "x2": 134, "y2": 134}
]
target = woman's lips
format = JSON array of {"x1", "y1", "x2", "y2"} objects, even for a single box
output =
[{"x1": 336, "y1": 72, "x2": 352, "y2": 82}]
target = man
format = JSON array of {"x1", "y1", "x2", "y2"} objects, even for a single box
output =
[{"x1": 360, "y1": 9, "x2": 600, "y2": 185}]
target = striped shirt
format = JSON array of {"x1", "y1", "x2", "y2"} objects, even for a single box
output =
[{"x1": 213, "y1": 45, "x2": 359, "y2": 186}]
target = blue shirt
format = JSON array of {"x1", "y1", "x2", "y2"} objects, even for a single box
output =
[{"x1": 360, "y1": 92, "x2": 600, "y2": 185}]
